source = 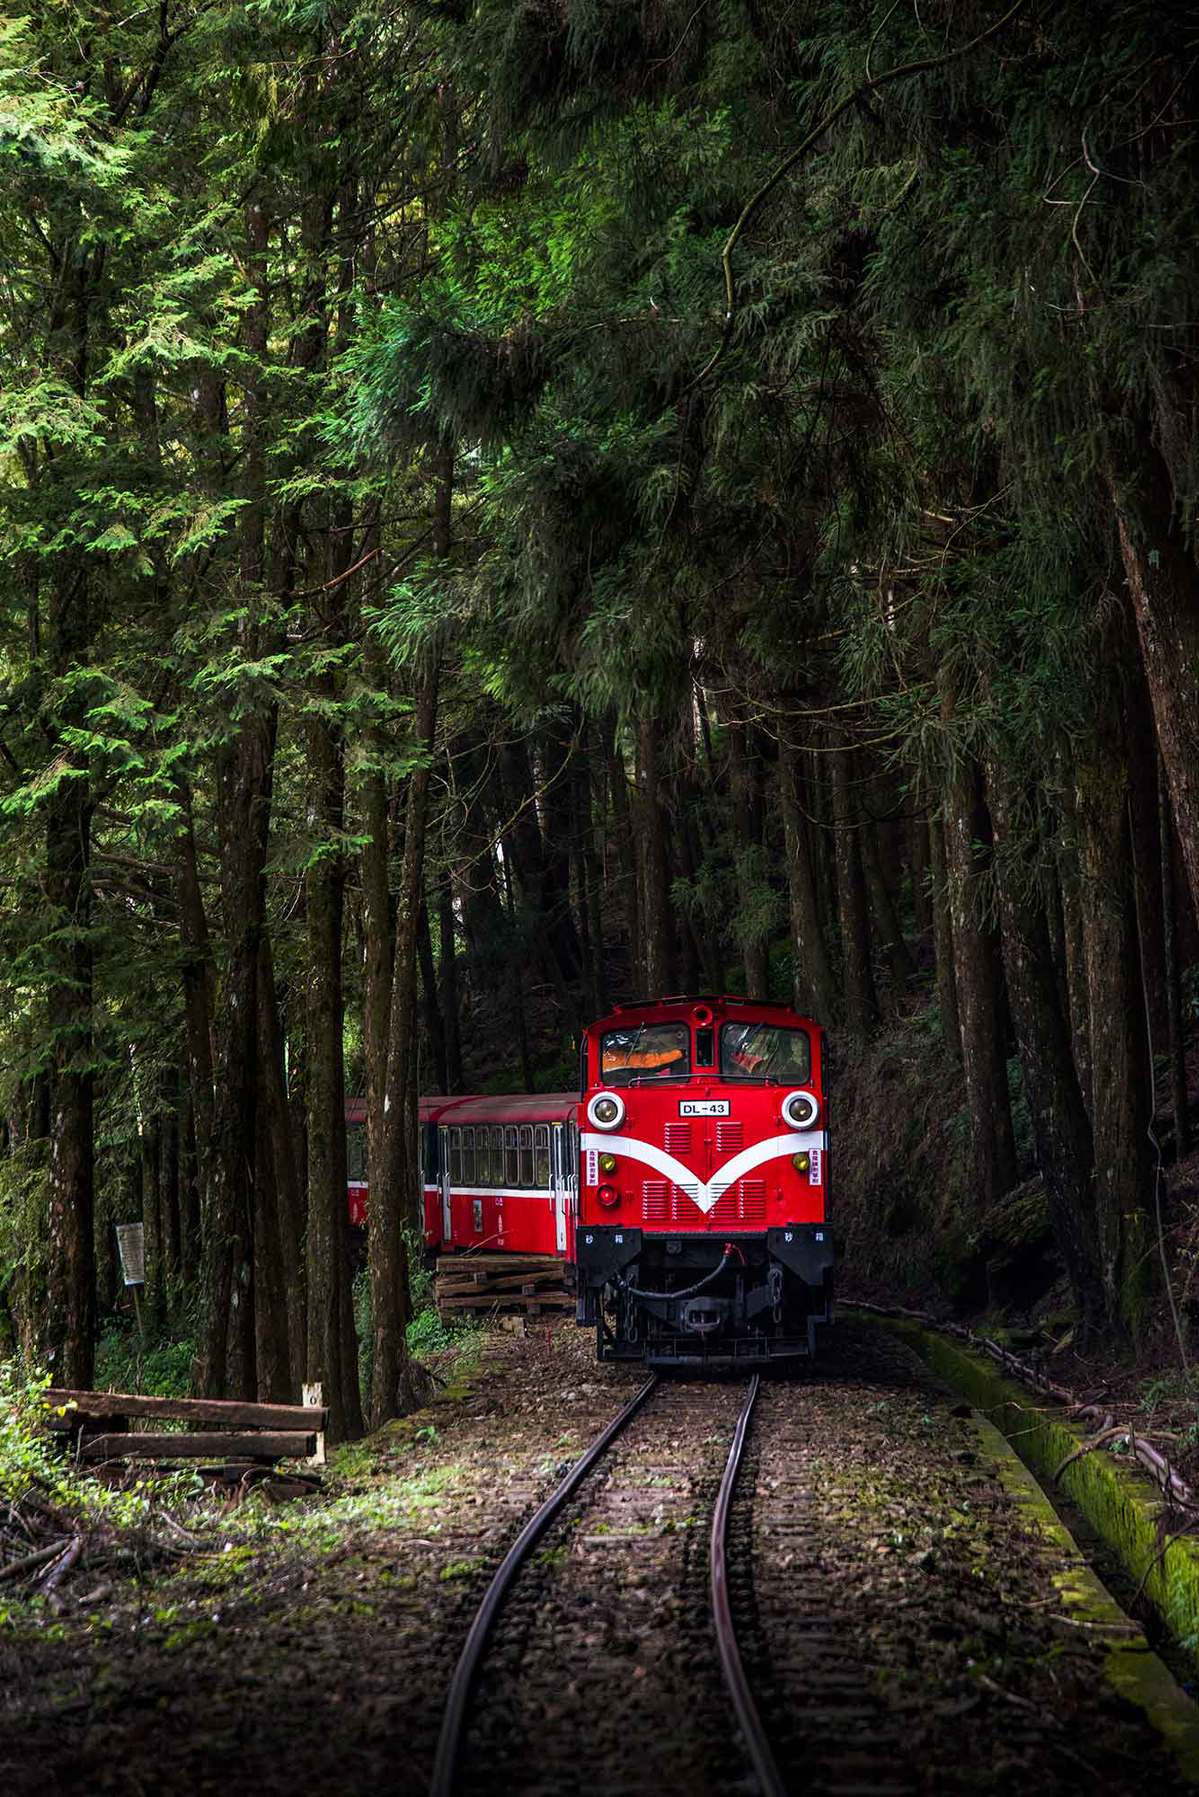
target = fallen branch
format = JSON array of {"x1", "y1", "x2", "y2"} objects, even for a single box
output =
[
  {"x1": 38, "y1": 1535, "x2": 82, "y2": 1596},
  {"x1": 0, "y1": 1539, "x2": 70, "y2": 1584}
]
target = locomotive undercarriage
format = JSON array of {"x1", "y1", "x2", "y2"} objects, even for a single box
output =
[{"x1": 575, "y1": 1224, "x2": 835, "y2": 1367}]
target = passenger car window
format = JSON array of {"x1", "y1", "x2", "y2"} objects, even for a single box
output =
[
  {"x1": 462, "y1": 1126, "x2": 475, "y2": 1184},
  {"x1": 346, "y1": 1123, "x2": 366, "y2": 1182},
  {"x1": 534, "y1": 1124, "x2": 550, "y2": 1188},
  {"x1": 449, "y1": 1127, "x2": 462, "y2": 1184},
  {"x1": 519, "y1": 1124, "x2": 534, "y2": 1187},
  {"x1": 600, "y1": 1021, "x2": 690, "y2": 1083},
  {"x1": 504, "y1": 1125, "x2": 519, "y2": 1187}
]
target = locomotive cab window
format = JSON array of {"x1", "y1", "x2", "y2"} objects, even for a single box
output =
[
  {"x1": 720, "y1": 1022, "x2": 810, "y2": 1083},
  {"x1": 600, "y1": 1021, "x2": 690, "y2": 1083},
  {"x1": 534, "y1": 1124, "x2": 550, "y2": 1188},
  {"x1": 518, "y1": 1124, "x2": 535, "y2": 1187}
]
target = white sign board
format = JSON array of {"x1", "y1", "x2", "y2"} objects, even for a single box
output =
[{"x1": 116, "y1": 1222, "x2": 145, "y2": 1287}]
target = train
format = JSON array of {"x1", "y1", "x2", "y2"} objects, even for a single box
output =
[{"x1": 346, "y1": 994, "x2": 834, "y2": 1367}]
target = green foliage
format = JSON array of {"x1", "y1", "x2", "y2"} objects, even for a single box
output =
[{"x1": 94, "y1": 1324, "x2": 195, "y2": 1400}]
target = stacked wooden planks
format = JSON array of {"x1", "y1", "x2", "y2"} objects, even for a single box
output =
[
  {"x1": 43, "y1": 1387, "x2": 328, "y2": 1471},
  {"x1": 435, "y1": 1253, "x2": 573, "y2": 1318}
]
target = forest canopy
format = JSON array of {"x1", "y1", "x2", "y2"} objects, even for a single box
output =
[{"x1": 2, "y1": 0, "x2": 1197, "y2": 1434}]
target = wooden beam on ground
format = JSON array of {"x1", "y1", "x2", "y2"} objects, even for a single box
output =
[
  {"x1": 44, "y1": 1390, "x2": 328, "y2": 1430},
  {"x1": 436, "y1": 1291, "x2": 575, "y2": 1312},
  {"x1": 79, "y1": 1431, "x2": 316, "y2": 1462},
  {"x1": 434, "y1": 1254, "x2": 562, "y2": 1274},
  {"x1": 436, "y1": 1269, "x2": 567, "y2": 1296}
]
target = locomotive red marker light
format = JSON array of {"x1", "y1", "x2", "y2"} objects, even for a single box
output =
[{"x1": 598, "y1": 1183, "x2": 619, "y2": 1208}]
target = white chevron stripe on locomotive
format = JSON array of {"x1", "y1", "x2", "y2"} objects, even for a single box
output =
[{"x1": 579, "y1": 1130, "x2": 822, "y2": 1217}]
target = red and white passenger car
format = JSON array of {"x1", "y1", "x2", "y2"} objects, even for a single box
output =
[
  {"x1": 347, "y1": 993, "x2": 833, "y2": 1366},
  {"x1": 347, "y1": 1093, "x2": 577, "y2": 1256}
]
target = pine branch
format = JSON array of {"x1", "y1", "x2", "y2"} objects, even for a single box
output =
[{"x1": 685, "y1": 0, "x2": 1029, "y2": 394}]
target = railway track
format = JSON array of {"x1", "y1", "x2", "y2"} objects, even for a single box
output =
[
  {"x1": 431, "y1": 1372, "x2": 784, "y2": 1797},
  {"x1": 429, "y1": 1324, "x2": 1196, "y2": 1797}
]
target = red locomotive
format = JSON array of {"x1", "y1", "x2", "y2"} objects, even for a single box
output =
[
  {"x1": 347, "y1": 993, "x2": 833, "y2": 1366},
  {"x1": 574, "y1": 996, "x2": 832, "y2": 1364}
]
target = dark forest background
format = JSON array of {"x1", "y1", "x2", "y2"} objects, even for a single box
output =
[{"x1": 2, "y1": 0, "x2": 1198, "y2": 1438}]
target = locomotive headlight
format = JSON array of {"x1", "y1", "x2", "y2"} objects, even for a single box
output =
[
  {"x1": 599, "y1": 1152, "x2": 618, "y2": 1176},
  {"x1": 782, "y1": 1089, "x2": 820, "y2": 1130},
  {"x1": 792, "y1": 1152, "x2": 811, "y2": 1174},
  {"x1": 587, "y1": 1091, "x2": 626, "y2": 1131}
]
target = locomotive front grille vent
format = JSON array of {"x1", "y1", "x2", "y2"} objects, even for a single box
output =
[
  {"x1": 710, "y1": 1179, "x2": 767, "y2": 1224},
  {"x1": 642, "y1": 1179, "x2": 702, "y2": 1221},
  {"x1": 716, "y1": 1120, "x2": 744, "y2": 1153},
  {"x1": 664, "y1": 1122, "x2": 692, "y2": 1155}
]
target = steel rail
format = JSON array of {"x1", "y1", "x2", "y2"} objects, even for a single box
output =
[
  {"x1": 429, "y1": 1374, "x2": 658, "y2": 1797},
  {"x1": 710, "y1": 1374, "x2": 787, "y2": 1797}
]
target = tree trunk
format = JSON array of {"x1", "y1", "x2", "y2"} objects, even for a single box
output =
[
  {"x1": 372, "y1": 667, "x2": 438, "y2": 1424},
  {"x1": 1109, "y1": 449, "x2": 1199, "y2": 929},
  {"x1": 927, "y1": 811, "x2": 961, "y2": 1058},
  {"x1": 1161, "y1": 766, "x2": 1191, "y2": 1159},
  {"x1": 196, "y1": 705, "x2": 274, "y2": 1398},
  {"x1": 909, "y1": 814, "x2": 932, "y2": 942},
  {"x1": 418, "y1": 897, "x2": 449, "y2": 1092},
  {"x1": 44, "y1": 586, "x2": 96, "y2": 1389},
  {"x1": 361, "y1": 641, "x2": 394, "y2": 1257},
  {"x1": 989, "y1": 772, "x2": 1103, "y2": 1338},
  {"x1": 728, "y1": 721, "x2": 770, "y2": 999},
  {"x1": 637, "y1": 715, "x2": 673, "y2": 995},
  {"x1": 606, "y1": 720, "x2": 641, "y2": 987},
  {"x1": 257, "y1": 942, "x2": 306, "y2": 1394},
  {"x1": 860, "y1": 813, "x2": 915, "y2": 995},
  {"x1": 141, "y1": 1118, "x2": 165, "y2": 1330},
  {"x1": 437, "y1": 874, "x2": 464, "y2": 1091},
  {"x1": 830, "y1": 744, "x2": 877, "y2": 1036},
  {"x1": 779, "y1": 735, "x2": 837, "y2": 1018},
  {"x1": 1074, "y1": 645, "x2": 1155, "y2": 1340},
  {"x1": 158, "y1": 1069, "x2": 181, "y2": 1314},
  {"x1": 371, "y1": 437, "x2": 451, "y2": 1426},
  {"x1": 942, "y1": 755, "x2": 1017, "y2": 1208}
]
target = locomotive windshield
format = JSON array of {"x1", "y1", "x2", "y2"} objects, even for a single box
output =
[
  {"x1": 600, "y1": 1021, "x2": 690, "y2": 1083},
  {"x1": 720, "y1": 1022, "x2": 810, "y2": 1082}
]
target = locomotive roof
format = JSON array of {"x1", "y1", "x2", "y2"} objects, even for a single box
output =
[{"x1": 591, "y1": 994, "x2": 819, "y2": 1028}]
